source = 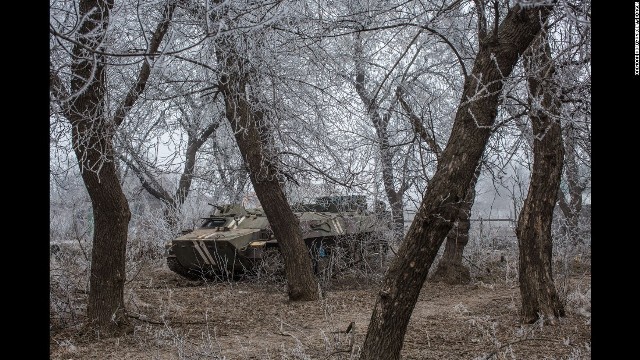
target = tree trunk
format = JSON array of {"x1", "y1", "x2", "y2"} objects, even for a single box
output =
[
  {"x1": 353, "y1": 43, "x2": 406, "y2": 245},
  {"x1": 389, "y1": 195, "x2": 406, "y2": 244},
  {"x1": 516, "y1": 30, "x2": 565, "y2": 324},
  {"x1": 557, "y1": 123, "x2": 585, "y2": 246},
  {"x1": 55, "y1": 0, "x2": 176, "y2": 336},
  {"x1": 360, "y1": 5, "x2": 552, "y2": 359},
  {"x1": 75, "y1": 131, "x2": 132, "y2": 335},
  {"x1": 66, "y1": 0, "x2": 132, "y2": 336},
  {"x1": 163, "y1": 121, "x2": 221, "y2": 234},
  {"x1": 165, "y1": 121, "x2": 220, "y2": 232},
  {"x1": 431, "y1": 165, "x2": 481, "y2": 284},
  {"x1": 216, "y1": 40, "x2": 319, "y2": 301}
]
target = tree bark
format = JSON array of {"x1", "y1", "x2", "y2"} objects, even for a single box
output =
[
  {"x1": 65, "y1": 0, "x2": 132, "y2": 336},
  {"x1": 398, "y1": 87, "x2": 476, "y2": 284},
  {"x1": 360, "y1": 5, "x2": 552, "y2": 359},
  {"x1": 51, "y1": 0, "x2": 176, "y2": 336},
  {"x1": 557, "y1": 123, "x2": 585, "y2": 245},
  {"x1": 516, "y1": 29, "x2": 565, "y2": 324},
  {"x1": 215, "y1": 37, "x2": 319, "y2": 301},
  {"x1": 353, "y1": 37, "x2": 406, "y2": 245},
  {"x1": 431, "y1": 165, "x2": 481, "y2": 284}
]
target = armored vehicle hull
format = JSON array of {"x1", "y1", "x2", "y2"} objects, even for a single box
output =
[{"x1": 165, "y1": 196, "x2": 388, "y2": 279}]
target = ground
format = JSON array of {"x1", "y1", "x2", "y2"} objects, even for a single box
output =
[{"x1": 50, "y1": 260, "x2": 591, "y2": 359}]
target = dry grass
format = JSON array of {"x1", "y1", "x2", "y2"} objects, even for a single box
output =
[
  {"x1": 50, "y1": 217, "x2": 591, "y2": 359},
  {"x1": 50, "y1": 257, "x2": 590, "y2": 359}
]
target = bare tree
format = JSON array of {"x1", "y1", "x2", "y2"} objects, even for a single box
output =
[
  {"x1": 50, "y1": 0, "x2": 176, "y2": 335},
  {"x1": 211, "y1": 2, "x2": 319, "y2": 301},
  {"x1": 360, "y1": 3, "x2": 553, "y2": 358},
  {"x1": 549, "y1": 1, "x2": 590, "y2": 249},
  {"x1": 117, "y1": 98, "x2": 222, "y2": 233},
  {"x1": 557, "y1": 122, "x2": 588, "y2": 244},
  {"x1": 398, "y1": 86, "x2": 479, "y2": 284},
  {"x1": 345, "y1": 1, "x2": 481, "y2": 282},
  {"x1": 516, "y1": 28, "x2": 565, "y2": 324},
  {"x1": 352, "y1": 34, "x2": 409, "y2": 245}
]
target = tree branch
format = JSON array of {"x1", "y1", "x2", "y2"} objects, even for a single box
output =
[
  {"x1": 474, "y1": 0, "x2": 487, "y2": 39},
  {"x1": 396, "y1": 86, "x2": 442, "y2": 159},
  {"x1": 118, "y1": 153, "x2": 174, "y2": 204},
  {"x1": 112, "y1": 0, "x2": 178, "y2": 127}
]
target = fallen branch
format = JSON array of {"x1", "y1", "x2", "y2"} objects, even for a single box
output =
[{"x1": 127, "y1": 313, "x2": 211, "y2": 326}]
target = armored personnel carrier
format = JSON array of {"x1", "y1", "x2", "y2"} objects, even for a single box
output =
[{"x1": 165, "y1": 195, "x2": 388, "y2": 279}]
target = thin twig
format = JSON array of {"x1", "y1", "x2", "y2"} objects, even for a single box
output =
[{"x1": 127, "y1": 313, "x2": 211, "y2": 325}]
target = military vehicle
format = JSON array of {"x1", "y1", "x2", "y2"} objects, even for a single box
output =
[{"x1": 165, "y1": 195, "x2": 388, "y2": 279}]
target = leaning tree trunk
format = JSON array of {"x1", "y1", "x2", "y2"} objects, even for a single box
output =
[
  {"x1": 431, "y1": 164, "x2": 481, "y2": 284},
  {"x1": 65, "y1": 0, "x2": 132, "y2": 336},
  {"x1": 398, "y1": 81, "x2": 479, "y2": 285},
  {"x1": 215, "y1": 38, "x2": 319, "y2": 301},
  {"x1": 360, "y1": 5, "x2": 552, "y2": 359},
  {"x1": 516, "y1": 30, "x2": 565, "y2": 324}
]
